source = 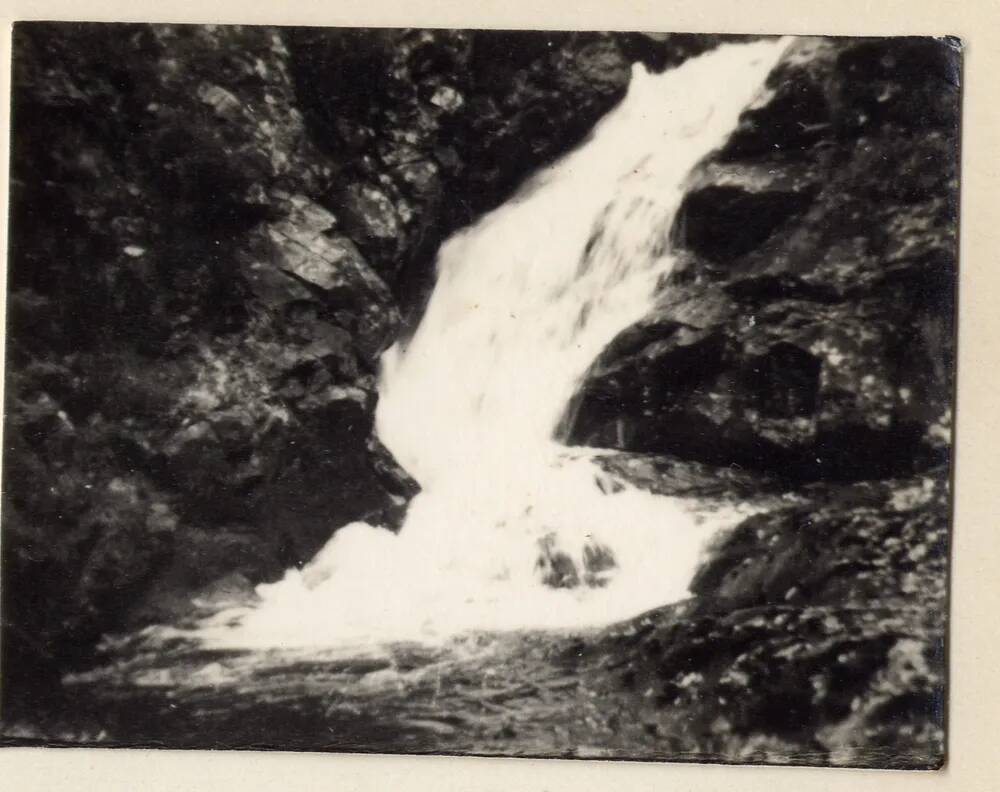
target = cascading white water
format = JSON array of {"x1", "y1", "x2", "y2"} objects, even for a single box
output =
[{"x1": 199, "y1": 38, "x2": 790, "y2": 650}]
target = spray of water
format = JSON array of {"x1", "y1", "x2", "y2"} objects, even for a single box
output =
[{"x1": 199, "y1": 38, "x2": 790, "y2": 649}]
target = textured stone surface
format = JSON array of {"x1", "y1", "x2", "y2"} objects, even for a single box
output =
[
  {"x1": 4, "y1": 25, "x2": 418, "y2": 683},
  {"x1": 551, "y1": 35, "x2": 958, "y2": 768},
  {"x1": 567, "y1": 469, "x2": 950, "y2": 768},
  {"x1": 563, "y1": 36, "x2": 959, "y2": 482}
]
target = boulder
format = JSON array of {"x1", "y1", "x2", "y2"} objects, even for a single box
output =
[
  {"x1": 535, "y1": 533, "x2": 618, "y2": 589},
  {"x1": 573, "y1": 470, "x2": 949, "y2": 767}
]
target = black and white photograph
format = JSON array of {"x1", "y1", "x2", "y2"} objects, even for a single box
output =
[{"x1": 0, "y1": 22, "x2": 959, "y2": 769}]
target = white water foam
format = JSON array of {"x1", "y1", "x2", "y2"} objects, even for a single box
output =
[{"x1": 199, "y1": 38, "x2": 790, "y2": 649}]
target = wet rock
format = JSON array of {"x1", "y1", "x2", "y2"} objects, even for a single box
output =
[
  {"x1": 582, "y1": 540, "x2": 617, "y2": 588},
  {"x1": 673, "y1": 185, "x2": 816, "y2": 265},
  {"x1": 536, "y1": 534, "x2": 581, "y2": 589},
  {"x1": 3, "y1": 22, "x2": 394, "y2": 696},
  {"x1": 459, "y1": 33, "x2": 633, "y2": 213},
  {"x1": 137, "y1": 568, "x2": 263, "y2": 627},
  {"x1": 563, "y1": 36, "x2": 959, "y2": 483},
  {"x1": 688, "y1": 473, "x2": 949, "y2": 613},
  {"x1": 535, "y1": 534, "x2": 617, "y2": 589},
  {"x1": 574, "y1": 470, "x2": 949, "y2": 768},
  {"x1": 594, "y1": 451, "x2": 784, "y2": 501},
  {"x1": 331, "y1": 182, "x2": 405, "y2": 274}
]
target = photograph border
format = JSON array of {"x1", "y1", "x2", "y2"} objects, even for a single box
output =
[{"x1": 0, "y1": 0, "x2": 996, "y2": 790}]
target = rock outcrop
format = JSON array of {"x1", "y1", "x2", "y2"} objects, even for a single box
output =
[
  {"x1": 2, "y1": 23, "x2": 726, "y2": 704},
  {"x1": 573, "y1": 469, "x2": 949, "y2": 767},
  {"x1": 563, "y1": 36, "x2": 959, "y2": 483},
  {"x1": 556, "y1": 36, "x2": 959, "y2": 768}
]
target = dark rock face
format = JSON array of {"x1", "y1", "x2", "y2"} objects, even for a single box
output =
[
  {"x1": 4, "y1": 24, "x2": 425, "y2": 680},
  {"x1": 563, "y1": 37, "x2": 959, "y2": 482},
  {"x1": 3, "y1": 23, "x2": 726, "y2": 700},
  {"x1": 572, "y1": 471, "x2": 949, "y2": 767},
  {"x1": 552, "y1": 36, "x2": 958, "y2": 767},
  {"x1": 286, "y1": 28, "x2": 734, "y2": 327}
]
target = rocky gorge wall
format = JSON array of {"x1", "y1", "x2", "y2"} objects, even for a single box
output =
[
  {"x1": 561, "y1": 36, "x2": 959, "y2": 767},
  {"x1": 2, "y1": 27, "x2": 959, "y2": 763},
  {"x1": 563, "y1": 36, "x2": 959, "y2": 483},
  {"x1": 2, "y1": 23, "x2": 729, "y2": 701}
]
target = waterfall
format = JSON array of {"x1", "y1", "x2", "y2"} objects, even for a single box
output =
[{"x1": 199, "y1": 38, "x2": 790, "y2": 649}]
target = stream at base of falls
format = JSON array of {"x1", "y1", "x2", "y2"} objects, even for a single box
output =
[
  {"x1": 59, "y1": 625, "x2": 632, "y2": 756},
  {"x1": 10, "y1": 38, "x2": 797, "y2": 754},
  {"x1": 40, "y1": 455, "x2": 786, "y2": 757}
]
